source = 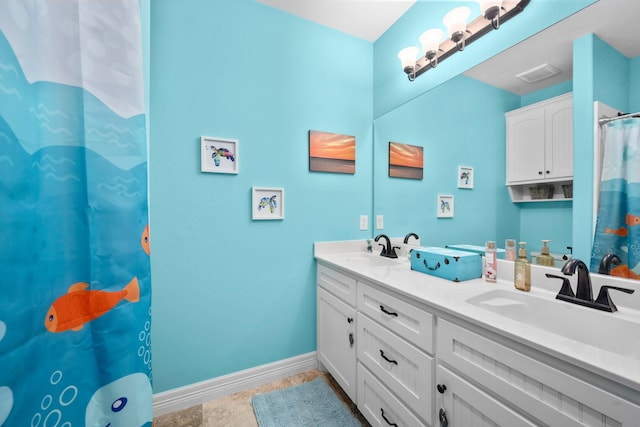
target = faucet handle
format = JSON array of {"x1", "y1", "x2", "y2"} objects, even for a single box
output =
[
  {"x1": 389, "y1": 245, "x2": 401, "y2": 259},
  {"x1": 546, "y1": 273, "x2": 575, "y2": 298},
  {"x1": 594, "y1": 286, "x2": 635, "y2": 312},
  {"x1": 378, "y1": 243, "x2": 388, "y2": 256}
]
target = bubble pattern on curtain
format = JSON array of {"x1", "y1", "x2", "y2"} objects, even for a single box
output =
[
  {"x1": 591, "y1": 118, "x2": 640, "y2": 279},
  {"x1": 0, "y1": 1, "x2": 152, "y2": 426}
]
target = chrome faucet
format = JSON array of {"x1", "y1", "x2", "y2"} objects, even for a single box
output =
[
  {"x1": 374, "y1": 234, "x2": 399, "y2": 259},
  {"x1": 549, "y1": 258, "x2": 635, "y2": 312},
  {"x1": 598, "y1": 253, "x2": 621, "y2": 275}
]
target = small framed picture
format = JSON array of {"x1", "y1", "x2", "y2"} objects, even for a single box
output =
[
  {"x1": 201, "y1": 136, "x2": 238, "y2": 174},
  {"x1": 252, "y1": 187, "x2": 284, "y2": 220},
  {"x1": 437, "y1": 194, "x2": 454, "y2": 218},
  {"x1": 458, "y1": 166, "x2": 474, "y2": 189}
]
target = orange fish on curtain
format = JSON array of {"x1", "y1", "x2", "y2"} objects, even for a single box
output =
[
  {"x1": 45, "y1": 277, "x2": 140, "y2": 333},
  {"x1": 141, "y1": 224, "x2": 150, "y2": 255}
]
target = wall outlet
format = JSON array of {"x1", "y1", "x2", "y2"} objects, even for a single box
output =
[
  {"x1": 376, "y1": 215, "x2": 384, "y2": 230},
  {"x1": 359, "y1": 215, "x2": 368, "y2": 230}
]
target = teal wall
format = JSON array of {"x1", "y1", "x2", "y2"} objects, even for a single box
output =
[
  {"x1": 149, "y1": 0, "x2": 373, "y2": 392},
  {"x1": 373, "y1": 75, "x2": 520, "y2": 248},
  {"x1": 147, "y1": 0, "x2": 627, "y2": 394},
  {"x1": 632, "y1": 57, "x2": 640, "y2": 110}
]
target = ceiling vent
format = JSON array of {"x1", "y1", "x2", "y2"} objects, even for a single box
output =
[{"x1": 516, "y1": 63, "x2": 561, "y2": 83}]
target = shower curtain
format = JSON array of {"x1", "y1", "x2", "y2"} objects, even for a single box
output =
[
  {"x1": 591, "y1": 117, "x2": 640, "y2": 279},
  {"x1": 0, "y1": 1, "x2": 152, "y2": 426}
]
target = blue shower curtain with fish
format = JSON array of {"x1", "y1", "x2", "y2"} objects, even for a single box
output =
[
  {"x1": 591, "y1": 118, "x2": 640, "y2": 279},
  {"x1": 0, "y1": 1, "x2": 152, "y2": 426}
]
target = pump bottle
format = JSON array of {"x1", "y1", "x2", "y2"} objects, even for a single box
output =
[
  {"x1": 536, "y1": 240, "x2": 554, "y2": 266},
  {"x1": 514, "y1": 242, "x2": 531, "y2": 291}
]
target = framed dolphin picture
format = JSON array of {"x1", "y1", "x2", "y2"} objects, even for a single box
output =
[{"x1": 201, "y1": 136, "x2": 238, "y2": 174}]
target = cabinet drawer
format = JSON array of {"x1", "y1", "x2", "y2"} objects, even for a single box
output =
[
  {"x1": 357, "y1": 282, "x2": 434, "y2": 353},
  {"x1": 317, "y1": 263, "x2": 356, "y2": 306},
  {"x1": 436, "y1": 365, "x2": 537, "y2": 427},
  {"x1": 357, "y1": 363, "x2": 425, "y2": 427},
  {"x1": 357, "y1": 313, "x2": 433, "y2": 423},
  {"x1": 438, "y1": 319, "x2": 640, "y2": 427}
]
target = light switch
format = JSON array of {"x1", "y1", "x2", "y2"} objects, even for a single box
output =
[
  {"x1": 376, "y1": 215, "x2": 384, "y2": 230},
  {"x1": 359, "y1": 215, "x2": 368, "y2": 230}
]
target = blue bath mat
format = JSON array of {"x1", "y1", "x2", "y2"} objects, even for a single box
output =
[{"x1": 251, "y1": 378, "x2": 361, "y2": 427}]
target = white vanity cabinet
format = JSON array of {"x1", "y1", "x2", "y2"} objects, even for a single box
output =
[
  {"x1": 317, "y1": 264, "x2": 357, "y2": 401},
  {"x1": 437, "y1": 318, "x2": 640, "y2": 427},
  {"x1": 316, "y1": 254, "x2": 640, "y2": 427},
  {"x1": 506, "y1": 92, "x2": 573, "y2": 201}
]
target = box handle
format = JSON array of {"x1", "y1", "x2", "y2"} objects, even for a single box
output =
[{"x1": 423, "y1": 259, "x2": 441, "y2": 271}]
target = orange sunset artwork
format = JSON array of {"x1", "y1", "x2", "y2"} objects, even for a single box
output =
[
  {"x1": 389, "y1": 142, "x2": 423, "y2": 179},
  {"x1": 309, "y1": 130, "x2": 356, "y2": 174}
]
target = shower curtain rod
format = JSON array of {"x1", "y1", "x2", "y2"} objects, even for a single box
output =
[{"x1": 598, "y1": 111, "x2": 640, "y2": 125}]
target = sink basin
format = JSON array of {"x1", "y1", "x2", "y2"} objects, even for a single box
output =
[
  {"x1": 467, "y1": 289, "x2": 640, "y2": 358},
  {"x1": 342, "y1": 253, "x2": 405, "y2": 268}
]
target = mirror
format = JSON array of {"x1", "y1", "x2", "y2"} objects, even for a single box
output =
[{"x1": 371, "y1": 0, "x2": 639, "y2": 268}]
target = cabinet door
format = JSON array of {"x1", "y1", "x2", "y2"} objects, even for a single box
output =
[
  {"x1": 506, "y1": 108, "x2": 545, "y2": 183},
  {"x1": 544, "y1": 96, "x2": 573, "y2": 180},
  {"x1": 317, "y1": 287, "x2": 356, "y2": 401},
  {"x1": 436, "y1": 365, "x2": 537, "y2": 427},
  {"x1": 438, "y1": 319, "x2": 640, "y2": 427}
]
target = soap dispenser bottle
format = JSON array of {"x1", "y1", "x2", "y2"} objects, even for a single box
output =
[
  {"x1": 484, "y1": 241, "x2": 497, "y2": 282},
  {"x1": 536, "y1": 240, "x2": 554, "y2": 266},
  {"x1": 514, "y1": 242, "x2": 531, "y2": 292}
]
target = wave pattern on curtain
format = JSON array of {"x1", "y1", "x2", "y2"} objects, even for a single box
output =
[
  {"x1": 591, "y1": 118, "x2": 640, "y2": 280},
  {"x1": 0, "y1": 1, "x2": 152, "y2": 425}
]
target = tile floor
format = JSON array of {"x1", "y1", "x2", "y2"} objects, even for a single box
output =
[{"x1": 153, "y1": 370, "x2": 370, "y2": 427}]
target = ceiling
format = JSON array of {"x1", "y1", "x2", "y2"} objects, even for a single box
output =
[
  {"x1": 464, "y1": 0, "x2": 640, "y2": 95},
  {"x1": 258, "y1": 0, "x2": 639, "y2": 95},
  {"x1": 256, "y1": 0, "x2": 416, "y2": 42}
]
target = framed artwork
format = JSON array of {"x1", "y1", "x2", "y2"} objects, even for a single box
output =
[
  {"x1": 389, "y1": 142, "x2": 423, "y2": 179},
  {"x1": 437, "y1": 194, "x2": 454, "y2": 218},
  {"x1": 201, "y1": 136, "x2": 238, "y2": 174},
  {"x1": 308, "y1": 130, "x2": 355, "y2": 174},
  {"x1": 252, "y1": 187, "x2": 284, "y2": 220},
  {"x1": 458, "y1": 166, "x2": 474, "y2": 189}
]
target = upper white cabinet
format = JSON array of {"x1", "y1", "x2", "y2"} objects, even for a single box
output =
[{"x1": 506, "y1": 93, "x2": 573, "y2": 201}]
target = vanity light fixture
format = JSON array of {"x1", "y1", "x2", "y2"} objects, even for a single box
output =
[
  {"x1": 479, "y1": 0, "x2": 503, "y2": 29},
  {"x1": 419, "y1": 29, "x2": 444, "y2": 69},
  {"x1": 397, "y1": 46, "x2": 420, "y2": 81},
  {"x1": 398, "y1": 0, "x2": 530, "y2": 81},
  {"x1": 443, "y1": 6, "x2": 471, "y2": 51}
]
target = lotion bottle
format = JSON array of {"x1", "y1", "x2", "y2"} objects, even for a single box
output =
[
  {"x1": 505, "y1": 239, "x2": 516, "y2": 261},
  {"x1": 536, "y1": 240, "x2": 554, "y2": 266},
  {"x1": 484, "y1": 241, "x2": 497, "y2": 282},
  {"x1": 514, "y1": 242, "x2": 531, "y2": 291}
]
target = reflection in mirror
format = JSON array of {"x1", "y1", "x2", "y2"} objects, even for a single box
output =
[{"x1": 372, "y1": 0, "x2": 640, "y2": 276}]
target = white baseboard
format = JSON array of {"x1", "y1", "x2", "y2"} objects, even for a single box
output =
[{"x1": 153, "y1": 351, "x2": 319, "y2": 417}]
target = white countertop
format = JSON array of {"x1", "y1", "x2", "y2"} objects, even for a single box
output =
[{"x1": 314, "y1": 240, "x2": 640, "y2": 393}]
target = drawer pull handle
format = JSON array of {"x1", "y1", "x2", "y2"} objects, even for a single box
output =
[
  {"x1": 347, "y1": 317, "x2": 354, "y2": 323},
  {"x1": 379, "y1": 350, "x2": 398, "y2": 365},
  {"x1": 380, "y1": 305, "x2": 398, "y2": 317},
  {"x1": 437, "y1": 384, "x2": 447, "y2": 394},
  {"x1": 381, "y1": 408, "x2": 398, "y2": 427},
  {"x1": 349, "y1": 332, "x2": 354, "y2": 348},
  {"x1": 423, "y1": 259, "x2": 441, "y2": 271}
]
